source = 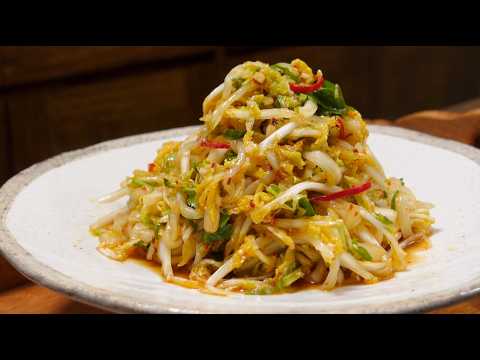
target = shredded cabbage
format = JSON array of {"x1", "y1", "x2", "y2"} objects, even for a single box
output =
[{"x1": 92, "y1": 59, "x2": 434, "y2": 294}]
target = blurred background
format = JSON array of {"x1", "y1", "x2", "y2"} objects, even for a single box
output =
[{"x1": 0, "y1": 46, "x2": 480, "y2": 187}]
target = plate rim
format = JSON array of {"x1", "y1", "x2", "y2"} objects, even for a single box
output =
[{"x1": 1, "y1": 125, "x2": 480, "y2": 314}]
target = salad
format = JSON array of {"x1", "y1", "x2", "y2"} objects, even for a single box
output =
[{"x1": 91, "y1": 59, "x2": 435, "y2": 295}]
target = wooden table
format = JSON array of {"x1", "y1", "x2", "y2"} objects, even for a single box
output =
[{"x1": 1, "y1": 100, "x2": 480, "y2": 314}]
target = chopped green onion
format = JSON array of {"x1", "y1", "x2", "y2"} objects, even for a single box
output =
[
  {"x1": 391, "y1": 190, "x2": 399, "y2": 210},
  {"x1": 266, "y1": 184, "x2": 281, "y2": 196},
  {"x1": 351, "y1": 239, "x2": 372, "y2": 261},
  {"x1": 276, "y1": 268, "x2": 304, "y2": 289},
  {"x1": 224, "y1": 129, "x2": 246, "y2": 140},
  {"x1": 271, "y1": 63, "x2": 300, "y2": 82},
  {"x1": 164, "y1": 178, "x2": 173, "y2": 188},
  {"x1": 130, "y1": 178, "x2": 158, "y2": 188},
  {"x1": 246, "y1": 263, "x2": 303, "y2": 294},
  {"x1": 298, "y1": 197, "x2": 316, "y2": 216},
  {"x1": 374, "y1": 213, "x2": 396, "y2": 234},
  {"x1": 375, "y1": 213, "x2": 394, "y2": 225},
  {"x1": 224, "y1": 150, "x2": 237, "y2": 162},
  {"x1": 400, "y1": 178, "x2": 405, "y2": 186},
  {"x1": 232, "y1": 77, "x2": 246, "y2": 89}
]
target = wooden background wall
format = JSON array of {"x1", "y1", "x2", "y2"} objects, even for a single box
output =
[{"x1": 0, "y1": 45, "x2": 480, "y2": 294}]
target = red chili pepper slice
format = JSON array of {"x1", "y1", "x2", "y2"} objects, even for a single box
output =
[
  {"x1": 337, "y1": 117, "x2": 350, "y2": 140},
  {"x1": 289, "y1": 74, "x2": 324, "y2": 94},
  {"x1": 148, "y1": 163, "x2": 157, "y2": 172},
  {"x1": 200, "y1": 139, "x2": 231, "y2": 149},
  {"x1": 310, "y1": 181, "x2": 372, "y2": 203}
]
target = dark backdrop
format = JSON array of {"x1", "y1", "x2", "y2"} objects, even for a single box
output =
[{"x1": 0, "y1": 46, "x2": 479, "y2": 185}]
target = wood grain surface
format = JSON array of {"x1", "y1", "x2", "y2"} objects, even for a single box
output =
[
  {"x1": 0, "y1": 46, "x2": 214, "y2": 88},
  {"x1": 370, "y1": 109, "x2": 480, "y2": 147},
  {"x1": 7, "y1": 60, "x2": 219, "y2": 174},
  {"x1": 0, "y1": 98, "x2": 9, "y2": 185},
  {"x1": 0, "y1": 256, "x2": 27, "y2": 292},
  {"x1": 0, "y1": 284, "x2": 107, "y2": 314},
  {"x1": 1, "y1": 102, "x2": 480, "y2": 314}
]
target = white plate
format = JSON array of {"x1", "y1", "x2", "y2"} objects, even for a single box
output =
[{"x1": 1, "y1": 125, "x2": 480, "y2": 314}]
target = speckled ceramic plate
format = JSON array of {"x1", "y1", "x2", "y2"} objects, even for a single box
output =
[{"x1": 1, "y1": 125, "x2": 480, "y2": 314}]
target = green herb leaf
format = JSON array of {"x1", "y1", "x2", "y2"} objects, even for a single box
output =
[
  {"x1": 202, "y1": 212, "x2": 233, "y2": 243},
  {"x1": 351, "y1": 239, "x2": 372, "y2": 261},
  {"x1": 224, "y1": 129, "x2": 246, "y2": 140},
  {"x1": 164, "y1": 178, "x2": 173, "y2": 188},
  {"x1": 266, "y1": 184, "x2": 281, "y2": 196},
  {"x1": 219, "y1": 212, "x2": 230, "y2": 228},
  {"x1": 298, "y1": 197, "x2": 316, "y2": 216},
  {"x1": 400, "y1": 178, "x2": 405, "y2": 186},
  {"x1": 309, "y1": 80, "x2": 347, "y2": 116},
  {"x1": 202, "y1": 225, "x2": 233, "y2": 243},
  {"x1": 391, "y1": 190, "x2": 399, "y2": 210}
]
